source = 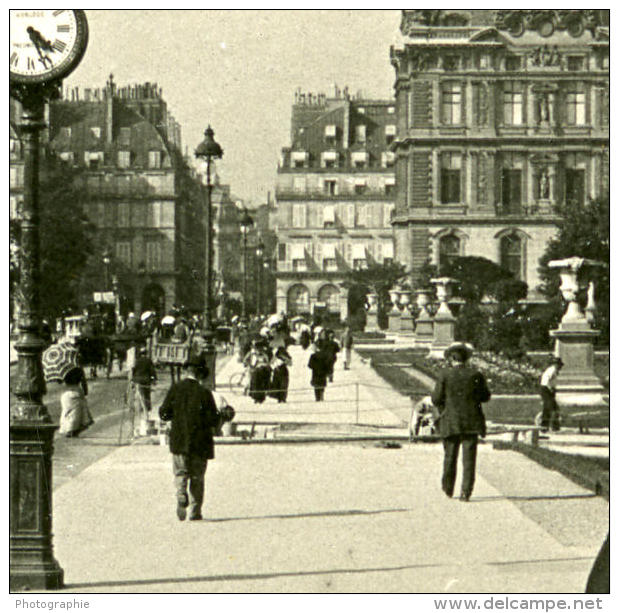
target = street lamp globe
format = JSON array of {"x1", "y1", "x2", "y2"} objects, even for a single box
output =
[{"x1": 195, "y1": 125, "x2": 223, "y2": 164}]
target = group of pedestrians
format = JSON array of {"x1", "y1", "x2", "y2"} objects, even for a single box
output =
[{"x1": 242, "y1": 339, "x2": 293, "y2": 404}]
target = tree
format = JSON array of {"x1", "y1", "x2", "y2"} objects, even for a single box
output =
[
  {"x1": 10, "y1": 160, "x2": 96, "y2": 323},
  {"x1": 538, "y1": 197, "x2": 610, "y2": 345},
  {"x1": 441, "y1": 256, "x2": 529, "y2": 356},
  {"x1": 342, "y1": 261, "x2": 408, "y2": 329}
]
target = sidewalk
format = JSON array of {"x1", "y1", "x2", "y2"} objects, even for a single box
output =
[
  {"x1": 48, "y1": 346, "x2": 609, "y2": 593},
  {"x1": 52, "y1": 441, "x2": 608, "y2": 593}
]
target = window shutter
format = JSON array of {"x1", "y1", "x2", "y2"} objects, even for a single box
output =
[
  {"x1": 494, "y1": 82, "x2": 503, "y2": 126},
  {"x1": 411, "y1": 81, "x2": 432, "y2": 127},
  {"x1": 411, "y1": 152, "x2": 431, "y2": 206},
  {"x1": 461, "y1": 81, "x2": 467, "y2": 126}
]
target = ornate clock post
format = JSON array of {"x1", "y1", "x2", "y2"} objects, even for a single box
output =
[{"x1": 9, "y1": 10, "x2": 88, "y2": 591}]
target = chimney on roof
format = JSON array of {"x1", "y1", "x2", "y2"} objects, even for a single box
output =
[{"x1": 105, "y1": 74, "x2": 115, "y2": 144}]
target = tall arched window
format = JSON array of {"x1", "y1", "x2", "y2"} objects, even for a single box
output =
[
  {"x1": 500, "y1": 234, "x2": 522, "y2": 279},
  {"x1": 439, "y1": 234, "x2": 460, "y2": 273}
]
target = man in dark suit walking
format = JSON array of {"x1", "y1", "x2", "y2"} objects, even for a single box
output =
[
  {"x1": 431, "y1": 342, "x2": 491, "y2": 502},
  {"x1": 159, "y1": 358, "x2": 233, "y2": 521}
]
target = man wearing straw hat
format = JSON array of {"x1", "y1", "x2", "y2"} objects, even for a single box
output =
[{"x1": 431, "y1": 342, "x2": 491, "y2": 502}]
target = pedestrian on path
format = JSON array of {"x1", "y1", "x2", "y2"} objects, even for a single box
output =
[
  {"x1": 59, "y1": 367, "x2": 94, "y2": 438},
  {"x1": 341, "y1": 324, "x2": 353, "y2": 370},
  {"x1": 269, "y1": 346, "x2": 292, "y2": 403},
  {"x1": 538, "y1": 357, "x2": 563, "y2": 432},
  {"x1": 320, "y1": 329, "x2": 340, "y2": 383},
  {"x1": 431, "y1": 342, "x2": 491, "y2": 502},
  {"x1": 308, "y1": 344, "x2": 330, "y2": 402},
  {"x1": 159, "y1": 359, "x2": 221, "y2": 521},
  {"x1": 132, "y1": 346, "x2": 158, "y2": 435}
]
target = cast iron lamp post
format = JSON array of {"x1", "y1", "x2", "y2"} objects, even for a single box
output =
[
  {"x1": 195, "y1": 125, "x2": 223, "y2": 388},
  {"x1": 255, "y1": 237, "x2": 265, "y2": 317},
  {"x1": 239, "y1": 208, "x2": 254, "y2": 321}
]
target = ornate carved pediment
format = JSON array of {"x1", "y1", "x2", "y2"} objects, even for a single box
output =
[{"x1": 468, "y1": 27, "x2": 507, "y2": 43}]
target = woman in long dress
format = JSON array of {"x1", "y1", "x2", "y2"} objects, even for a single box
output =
[
  {"x1": 244, "y1": 341, "x2": 271, "y2": 404},
  {"x1": 59, "y1": 367, "x2": 94, "y2": 437}
]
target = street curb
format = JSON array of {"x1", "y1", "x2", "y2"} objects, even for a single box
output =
[{"x1": 493, "y1": 440, "x2": 610, "y2": 500}]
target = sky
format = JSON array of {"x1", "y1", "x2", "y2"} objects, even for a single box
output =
[{"x1": 65, "y1": 9, "x2": 403, "y2": 205}]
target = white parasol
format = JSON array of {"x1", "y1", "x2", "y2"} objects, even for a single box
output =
[{"x1": 161, "y1": 315, "x2": 176, "y2": 325}]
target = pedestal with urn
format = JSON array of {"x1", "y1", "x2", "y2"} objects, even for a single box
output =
[
  {"x1": 428, "y1": 277, "x2": 457, "y2": 359},
  {"x1": 548, "y1": 257, "x2": 606, "y2": 406}
]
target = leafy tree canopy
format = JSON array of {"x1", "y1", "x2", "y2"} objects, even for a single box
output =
[
  {"x1": 11, "y1": 160, "x2": 97, "y2": 322},
  {"x1": 442, "y1": 256, "x2": 527, "y2": 304},
  {"x1": 341, "y1": 260, "x2": 408, "y2": 295}
]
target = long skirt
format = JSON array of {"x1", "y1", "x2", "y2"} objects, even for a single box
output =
[
  {"x1": 249, "y1": 365, "x2": 271, "y2": 403},
  {"x1": 59, "y1": 389, "x2": 94, "y2": 436},
  {"x1": 270, "y1": 364, "x2": 289, "y2": 402}
]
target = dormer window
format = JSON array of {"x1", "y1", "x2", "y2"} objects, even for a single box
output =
[
  {"x1": 385, "y1": 124, "x2": 397, "y2": 144},
  {"x1": 351, "y1": 151, "x2": 368, "y2": 169},
  {"x1": 321, "y1": 151, "x2": 338, "y2": 169},
  {"x1": 148, "y1": 150, "x2": 162, "y2": 169},
  {"x1": 84, "y1": 151, "x2": 104, "y2": 169},
  {"x1": 118, "y1": 150, "x2": 131, "y2": 168},
  {"x1": 387, "y1": 106, "x2": 395, "y2": 114},
  {"x1": 324, "y1": 124, "x2": 337, "y2": 144},
  {"x1": 291, "y1": 151, "x2": 308, "y2": 168},
  {"x1": 355, "y1": 125, "x2": 366, "y2": 144},
  {"x1": 90, "y1": 126, "x2": 101, "y2": 139},
  {"x1": 382, "y1": 152, "x2": 395, "y2": 168}
]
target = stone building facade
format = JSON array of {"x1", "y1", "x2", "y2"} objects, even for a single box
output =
[
  {"x1": 47, "y1": 76, "x2": 206, "y2": 315},
  {"x1": 274, "y1": 88, "x2": 397, "y2": 320},
  {"x1": 390, "y1": 9, "x2": 609, "y2": 297}
]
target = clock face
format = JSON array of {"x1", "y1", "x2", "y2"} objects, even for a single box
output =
[{"x1": 10, "y1": 9, "x2": 88, "y2": 84}]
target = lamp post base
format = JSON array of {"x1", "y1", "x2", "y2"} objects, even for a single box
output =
[{"x1": 10, "y1": 423, "x2": 64, "y2": 591}]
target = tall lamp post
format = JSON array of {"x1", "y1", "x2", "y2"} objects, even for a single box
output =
[
  {"x1": 195, "y1": 125, "x2": 223, "y2": 389},
  {"x1": 255, "y1": 238, "x2": 265, "y2": 317},
  {"x1": 102, "y1": 248, "x2": 111, "y2": 291},
  {"x1": 10, "y1": 9, "x2": 89, "y2": 591},
  {"x1": 239, "y1": 209, "x2": 254, "y2": 321}
]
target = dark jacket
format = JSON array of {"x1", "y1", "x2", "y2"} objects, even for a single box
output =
[
  {"x1": 159, "y1": 378, "x2": 220, "y2": 458},
  {"x1": 132, "y1": 355, "x2": 157, "y2": 386},
  {"x1": 308, "y1": 350, "x2": 330, "y2": 387},
  {"x1": 431, "y1": 364, "x2": 491, "y2": 438}
]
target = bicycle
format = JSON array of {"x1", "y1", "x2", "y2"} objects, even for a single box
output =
[{"x1": 228, "y1": 368, "x2": 249, "y2": 394}]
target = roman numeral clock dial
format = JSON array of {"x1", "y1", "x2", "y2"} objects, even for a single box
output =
[{"x1": 9, "y1": 10, "x2": 88, "y2": 84}]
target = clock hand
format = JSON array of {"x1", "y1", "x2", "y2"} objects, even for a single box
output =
[{"x1": 27, "y1": 26, "x2": 55, "y2": 57}]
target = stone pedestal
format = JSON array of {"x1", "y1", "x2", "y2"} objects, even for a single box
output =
[
  {"x1": 365, "y1": 307, "x2": 379, "y2": 332},
  {"x1": 428, "y1": 278, "x2": 456, "y2": 358},
  {"x1": 397, "y1": 291, "x2": 414, "y2": 336},
  {"x1": 548, "y1": 257, "x2": 607, "y2": 406},
  {"x1": 413, "y1": 289, "x2": 433, "y2": 347},
  {"x1": 551, "y1": 325, "x2": 605, "y2": 406},
  {"x1": 388, "y1": 308, "x2": 401, "y2": 333}
]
